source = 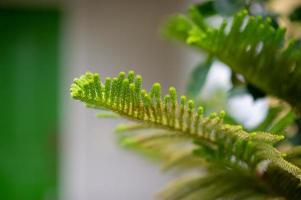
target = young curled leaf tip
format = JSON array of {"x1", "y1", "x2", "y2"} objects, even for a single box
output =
[
  {"x1": 197, "y1": 106, "x2": 204, "y2": 115},
  {"x1": 122, "y1": 78, "x2": 129, "y2": 84},
  {"x1": 188, "y1": 100, "x2": 195, "y2": 110},
  {"x1": 219, "y1": 110, "x2": 226, "y2": 119},
  {"x1": 128, "y1": 70, "x2": 135, "y2": 76},
  {"x1": 209, "y1": 112, "x2": 217, "y2": 119},
  {"x1": 118, "y1": 71, "x2": 126, "y2": 79},
  {"x1": 180, "y1": 96, "x2": 187, "y2": 106},
  {"x1": 129, "y1": 83, "x2": 135, "y2": 91},
  {"x1": 128, "y1": 70, "x2": 135, "y2": 82},
  {"x1": 150, "y1": 82, "x2": 161, "y2": 97},
  {"x1": 136, "y1": 75, "x2": 142, "y2": 81},
  {"x1": 169, "y1": 87, "x2": 177, "y2": 96}
]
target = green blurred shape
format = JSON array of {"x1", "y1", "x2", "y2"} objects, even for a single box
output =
[
  {"x1": 186, "y1": 56, "x2": 213, "y2": 99},
  {"x1": 289, "y1": 6, "x2": 301, "y2": 22},
  {"x1": 0, "y1": 8, "x2": 60, "y2": 200}
]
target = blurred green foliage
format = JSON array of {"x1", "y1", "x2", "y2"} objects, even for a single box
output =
[{"x1": 0, "y1": 8, "x2": 60, "y2": 200}]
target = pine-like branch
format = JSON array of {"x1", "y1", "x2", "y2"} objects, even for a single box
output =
[
  {"x1": 164, "y1": 7, "x2": 301, "y2": 112},
  {"x1": 71, "y1": 71, "x2": 301, "y2": 199}
]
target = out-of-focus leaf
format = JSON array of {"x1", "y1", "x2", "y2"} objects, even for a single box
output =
[
  {"x1": 188, "y1": 5, "x2": 208, "y2": 30},
  {"x1": 162, "y1": 15, "x2": 193, "y2": 42},
  {"x1": 186, "y1": 56, "x2": 213, "y2": 98},
  {"x1": 195, "y1": 1, "x2": 216, "y2": 17},
  {"x1": 269, "y1": 111, "x2": 296, "y2": 133},
  {"x1": 269, "y1": 16, "x2": 279, "y2": 29},
  {"x1": 96, "y1": 111, "x2": 120, "y2": 118},
  {"x1": 251, "y1": 106, "x2": 282, "y2": 131},
  {"x1": 260, "y1": 12, "x2": 279, "y2": 29},
  {"x1": 115, "y1": 123, "x2": 148, "y2": 133},
  {"x1": 252, "y1": 106, "x2": 295, "y2": 134},
  {"x1": 289, "y1": 6, "x2": 301, "y2": 22},
  {"x1": 159, "y1": 163, "x2": 271, "y2": 200},
  {"x1": 163, "y1": 5, "x2": 209, "y2": 42}
]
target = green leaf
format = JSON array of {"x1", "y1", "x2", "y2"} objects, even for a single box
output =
[
  {"x1": 269, "y1": 111, "x2": 296, "y2": 133},
  {"x1": 188, "y1": 5, "x2": 208, "y2": 30},
  {"x1": 162, "y1": 15, "x2": 193, "y2": 42},
  {"x1": 186, "y1": 56, "x2": 213, "y2": 98},
  {"x1": 251, "y1": 106, "x2": 282, "y2": 131}
]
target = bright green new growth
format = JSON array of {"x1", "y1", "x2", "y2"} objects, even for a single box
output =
[
  {"x1": 164, "y1": 7, "x2": 301, "y2": 111},
  {"x1": 71, "y1": 71, "x2": 301, "y2": 200}
]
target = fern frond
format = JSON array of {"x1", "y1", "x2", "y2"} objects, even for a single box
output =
[
  {"x1": 71, "y1": 71, "x2": 301, "y2": 199},
  {"x1": 164, "y1": 7, "x2": 301, "y2": 111}
]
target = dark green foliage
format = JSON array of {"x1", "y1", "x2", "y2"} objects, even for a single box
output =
[
  {"x1": 195, "y1": 1, "x2": 216, "y2": 17},
  {"x1": 186, "y1": 56, "x2": 213, "y2": 98},
  {"x1": 164, "y1": 8, "x2": 301, "y2": 111}
]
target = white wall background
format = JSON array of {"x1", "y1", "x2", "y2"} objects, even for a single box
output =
[{"x1": 60, "y1": 1, "x2": 201, "y2": 200}]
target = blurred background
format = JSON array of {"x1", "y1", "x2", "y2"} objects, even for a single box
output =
[{"x1": 0, "y1": 0, "x2": 300, "y2": 200}]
